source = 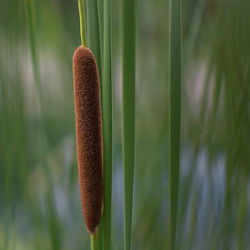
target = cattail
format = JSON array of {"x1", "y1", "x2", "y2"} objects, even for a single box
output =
[{"x1": 73, "y1": 45, "x2": 103, "y2": 234}]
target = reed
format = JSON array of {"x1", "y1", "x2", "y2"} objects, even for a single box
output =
[
  {"x1": 122, "y1": 0, "x2": 136, "y2": 249},
  {"x1": 25, "y1": 0, "x2": 41, "y2": 100},
  {"x1": 86, "y1": 0, "x2": 102, "y2": 87},
  {"x1": 102, "y1": 0, "x2": 113, "y2": 249},
  {"x1": 169, "y1": 0, "x2": 182, "y2": 249}
]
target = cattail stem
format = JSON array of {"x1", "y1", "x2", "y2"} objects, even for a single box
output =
[
  {"x1": 78, "y1": 0, "x2": 87, "y2": 47},
  {"x1": 91, "y1": 231, "x2": 99, "y2": 250}
]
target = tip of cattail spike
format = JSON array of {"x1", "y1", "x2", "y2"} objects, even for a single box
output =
[{"x1": 73, "y1": 45, "x2": 103, "y2": 234}]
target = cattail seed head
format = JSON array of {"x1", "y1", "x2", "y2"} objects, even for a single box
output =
[{"x1": 73, "y1": 46, "x2": 103, "y2": 234}]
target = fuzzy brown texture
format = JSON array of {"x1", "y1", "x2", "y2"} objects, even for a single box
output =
[{"x1": 73, "y1": 46, "x2": 103, "y2": 234}]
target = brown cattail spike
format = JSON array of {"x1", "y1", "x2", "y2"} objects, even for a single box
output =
[{"x1": 73, "y1": 46, "x2": 103, "y2": 234}]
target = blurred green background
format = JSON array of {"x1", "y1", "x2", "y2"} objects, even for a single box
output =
[{"x1": 0, "y1": 0, "x2": 249, "y2": 249}]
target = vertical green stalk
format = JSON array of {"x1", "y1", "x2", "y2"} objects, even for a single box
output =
[
  {"x1": 97, "y1": 0, "x2": 104, "y2": 55},
  {"x1": 102, "y1": 0, "x2": 112, "y2": 249},
  {"x1": 78, "y1": 0, "x2": 87, "y2": 47},
  {"x1": 91, "y1": 232, "x2": 99, "y2": 250},
  {"x1": 86, "y1": 0, "x2": 102, "y2": 86},
  {"x1": 122, "y1": 0, "x2": 136, "y2": 249},
  {"x1": 25, "y1": 0, "x2": 41, "y2": 99},
  {"x1": 169, "y1": 0, "x2": 182, "y2": 249}
]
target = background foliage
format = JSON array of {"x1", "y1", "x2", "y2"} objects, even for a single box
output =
[{"x1": 0, "y1": 0, "x2": 249, "y2": 249}]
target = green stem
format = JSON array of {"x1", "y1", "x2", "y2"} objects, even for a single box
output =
[
  {"x1": 169, "y1": 0, "x2": 182, "y2": 249},
  {"x1": 91, "y1": 232, "x2": 99, "y2": 250},
  {"x1": 102, "y1": 0, "x2": 112, "y2": 249},
  {"x1": 25, "y1": 0, "x2": 41, "y2": 100},
  {"x1": 78, "y1": 0, "x2": 87, "y2": 47},
  {"x1": 122, "y1": 0, "x2": 136, "y2": 250},
  {"x1": 86, "y1": 0, "x2": 102, "y2": 85}
]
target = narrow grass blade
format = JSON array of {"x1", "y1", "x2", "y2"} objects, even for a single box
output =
[
  {"x1": 102, "y1": 0, "x2": 112, "y2": 249},
  {"x1": 122, "y1": 0, "x2": 136, "y2": 249},
  {"x1": 169, "y1": 0, "x2": 182, "y2": 249},
  {"x1": 97, "y1": 0, "x2": 104, "y2": 54},
  {"x1": 25, "y1": 0, "x2": 41, "y2": 99},
  {"x1": 86, "y1": 0, "x2": 102, "y2": 86}
]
